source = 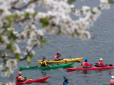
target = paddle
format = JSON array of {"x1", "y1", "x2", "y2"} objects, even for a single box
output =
[
  {"x1": 24, "y1": 77, "x2": 32, "y2": 81},
  {"x1": 27, "y1": 78, "x2": 32, "y2": 80}
]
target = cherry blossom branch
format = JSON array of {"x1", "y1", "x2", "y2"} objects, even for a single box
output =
[
  {"x1": 20, "y1": 43, "x2": 38, "y2": 61},
  {"x1": 12, "y1": 0, "x2": 38, "y2": 10}
]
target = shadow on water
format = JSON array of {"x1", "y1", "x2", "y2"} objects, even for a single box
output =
[
  {"x1": 41, "y1": 70, "x2": 47, "y2": 77},
  {"x1": 24, "y1": 81, "x2": 51, "y2": 85},
  {"x1": 33, "y1": 81, "x2": 51, "y2": 85}
]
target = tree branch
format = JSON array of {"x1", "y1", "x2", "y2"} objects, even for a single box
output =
[
  {"x1": 20, "y1": 43, "x2": 38, "y2": 61},
  {"x1": 11, "y1": 0, "x2": 38, "y2": 10}
]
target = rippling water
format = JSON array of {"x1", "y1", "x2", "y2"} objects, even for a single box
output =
[{"x1": 0, "y1": 0, "x2": 114, "y2": 85}]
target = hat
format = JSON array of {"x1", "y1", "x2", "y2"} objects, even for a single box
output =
[
  {"x1": 43, "y1": 57, "x2": 46, "y2": 60},
  {"x1": 18, "y1": 71, "x2": 22, "y2": 75},
  {"x1": 85, "y1": 58, "x2": 88, "y2": 61},
  {"x1": 99, "y1": 58, "x2": 103, "y2": 61}
]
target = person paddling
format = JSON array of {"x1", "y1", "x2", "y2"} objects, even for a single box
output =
[
  {"x1": 63, "y1": 77, "x2": 70, "y2": 85},
  {"x1": 41, "y1": 57, "x2": 47, "y2": 67},
  {"x1": 81, "y1": 58, "x2": 92, "y2": 68},
  {"x1": 110, "y1": 76, "x2": 114, "y2": 85},
  {"x1": 53, "y1": 52, "x2": 63, "y2": 61},
  {"x1": 56, "y1": 52, "x2": 61, "y2": 58},
  {"x1": 98, "y1": 58, "x2": 105, "y2": 67},
  {"x1": 16, "y1": 71, "x2": 26, "y2": 82}
]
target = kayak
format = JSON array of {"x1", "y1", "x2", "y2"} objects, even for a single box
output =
[
  {"x1": 37, "y1": 57, "x2": 83, "y2": 63},
  {"x1": 19, "y1": 62, "x2": 74, "y2": 71},
  {"x1": 16, "y1": 76, "x2": 50, "y2": 84},
  {"x1": 99, "y1": 84, "x2": 105, "y2": 85},
  {"x1": 66, "y1": 65, "x2": 114, "y2": 71}
]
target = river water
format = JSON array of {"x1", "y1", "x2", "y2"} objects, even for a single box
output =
[{"x1": 0, "y1": 0, "x2": 114, "y2": 85}]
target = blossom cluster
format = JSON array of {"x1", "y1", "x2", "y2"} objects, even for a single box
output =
[{"x1": 0, "y1": 0, "x2": 111, "y2": 84}]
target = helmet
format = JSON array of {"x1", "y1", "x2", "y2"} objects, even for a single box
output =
[
  {"x1": 99, "y1": 58, "x2": 103, "y2": 61},
  {"x1": 111, "y1": 76, "x2": 114, "y2": 78},
  {"x1": 56, "y1": 52, "x2": 60, "y2": 55},
  {"x1": 85, "y1": 58, "x2": 88, "y2": 61},
  {"x1": 43, "y1": 57, "x2": 46, "y2": 60},
  {"x1": 18, "y1": 71, "x2": 22, "y2": 75},
  {"x1": 63, "y1": 77, "x2": 68, "y2": 82}
]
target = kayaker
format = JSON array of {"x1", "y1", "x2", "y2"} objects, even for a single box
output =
[
  {"x1": 110, "y1": 76, "x2": 114, "y2": 85},
  {"x1": 53, "y1": 55, "x2": 58, "y2": 61},
  {"x1": 98, "y1": 58, "x2": 105, "y2": 67},
  {"x1": 63, "y1": 77, "x2": 70, "y2": 85},
  {"x1": 41, "y1": 57, "x2": 47, "y2": 67},
  {"x1": 81, "y1": 58, "x2": 92, "y2": 68},
  {"x1": 16, "y1": 71, "x2": 26, "y2": 82},
  {"x1": 53, "y1": 52, "x2": 63, "y2": 61},
  {"x1": 56, "y1": 52, "x2": 61, "y2": 58}
]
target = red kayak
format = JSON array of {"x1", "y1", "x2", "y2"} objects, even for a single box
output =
[
  {"x1": 66, "y1": 66, "x2": 114, "y2": 71},
  {"x1": 16, "y1": 76, "x2": 50, "y2": 84}
]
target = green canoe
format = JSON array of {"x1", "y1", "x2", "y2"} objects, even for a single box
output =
[{"x1": 19, "y1": 62, "x2": 74, "y2": 71}]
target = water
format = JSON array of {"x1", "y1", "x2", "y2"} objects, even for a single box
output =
[{"x1": 0, "y1": 0, "x2": 114, "y2": 85}]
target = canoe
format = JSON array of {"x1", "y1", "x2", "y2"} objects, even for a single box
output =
[
  {"x1": 66, "y1": 65, "x2": 114, "y2": 71},
  {"x1": 99, "y1": 84, "x2": 105, "y2": 85},
  {"x1": 16, "y1": 76, "x2": 50, "y2": 84},
  {"x1": 37, "y1": 57, "x2": 83, "y2": 63},
  {"x1": 19, "y1": 62, "x2": 74, "y2": 71}
]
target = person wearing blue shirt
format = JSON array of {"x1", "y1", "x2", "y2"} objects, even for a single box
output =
[{"x1": 63, "y1": 77, "x2": 70, "y2": 85}]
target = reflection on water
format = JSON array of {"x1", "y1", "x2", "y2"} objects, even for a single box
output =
[
  {"x1": 41, "y1": 70, "x2": 47, "y2": 77},
  {"x1": 26, "y1": 81, "x2": 51, "y2": 85},
  {"x1": 33, "y1": 81, "x2": 51, "y2": 85}
]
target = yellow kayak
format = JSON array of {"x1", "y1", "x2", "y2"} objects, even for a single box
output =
[{"x1": 37, "y1": 57, "x2": 83, "y2": 64}]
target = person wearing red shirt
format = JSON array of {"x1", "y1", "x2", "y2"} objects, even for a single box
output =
[
  {"x1": 98, "y1": 58, "x2": 105, "y2": 67},
  {"x1": 81, "y1": 58, "x2": 92, "y2": 68},
  {"x1": 56, "y1": 52, "x2": 61, "y2": 58},
  {"x1": 53, "y1": 52, "x2": 63, "y2": 61},
  {"x1": 16, "y1": 71, "x2": 26, "y2": 82},
  {"x1": 110, "y1": 76, "x2": 114, "y2": 85}
]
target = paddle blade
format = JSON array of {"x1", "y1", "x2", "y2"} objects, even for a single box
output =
[{"x1": 73, "y1": 62, "x2": 77, "y2": 68}]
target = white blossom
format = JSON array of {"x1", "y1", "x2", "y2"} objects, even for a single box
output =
[
  {"x1": 0, "y1": 0, "x2": 111, "y2": 78},
  {"x1": 13, "y1": 44, "x2": 21, "y2": 54},
  {"x1": 37, "y1": 29, "x2": 44, "y2": 36},
  {"x1": 92, "y1": 7, "x2": 101, "y2": 21},
  {"x1": 100, "y1": 3, "x2": 110, "y2": 9},
  {"x1": 100, "y1": 0, "x2": 108, "y2": 3},
  {"x1": 0, "y1": 65, "x2": 3, "y2": 71},
  {"x1": 80, "y1": 31, "x2": 91, "y2": 40},
  {"x1": 6, "y1": 59, "x2": 17, "y2": 69}
]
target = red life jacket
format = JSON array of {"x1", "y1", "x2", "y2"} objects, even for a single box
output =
[
  {"x1": 110, "y1": 79, "x2": 114, "y2": 84},
  {"x1": 16, "y1": 76, "x2": 20, "y2": 82},
  {"x1": 98, "y1": 62, "x2": 101, "y2": 66},
  {"x1": 81, "y1": 62, "x2": 86, "y2": 67},
  {"x1": 53, "y1": 56, "x2": 58, "y2": 60},
  {"x1": 98, "y1": 61, "x2": 105, "y2": 67},
  {"x1": 16, "y1": 75, "x2": 24, "y2": 82}
]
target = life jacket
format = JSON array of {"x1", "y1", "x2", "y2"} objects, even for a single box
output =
[
  {"x1": 98, "y1": 61, "x2": 103, "y2": 67},
  {"x1": 57, "y1": 54, "x2": 61, "y2": 58},
  {"x1": 81, "y1": 62, "x2": 86, "y2": 67},
  {"x1": 16, "y1": 75, "x2": 24, "y2": 82},
  {"x1": 63, "y1": 81, "x2": 68, "y2": 85},
  {"x1": 41, "y1": 61, "x2": 47, "y2": 66},
  {"x1": 53, "y1": 56, "x2": 58, "y2": 60},
  {"x1": 110, "y1": 79, "x2": 114, "y2": 84}
]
